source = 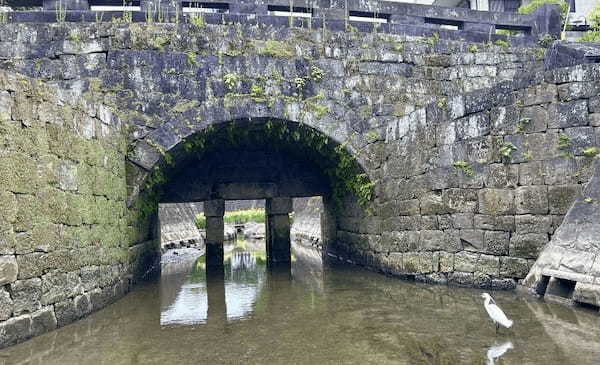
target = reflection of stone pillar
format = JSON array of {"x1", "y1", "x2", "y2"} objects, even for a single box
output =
[
  {"x1": 206, "y1": 265, "x2": 227, "y2": 324},
  {"x1": 205, "y1": 199, "x2": 225, "y2": 268},
  {"x1": 266, "y1": 197, "x2": 292, "y2": 265}
]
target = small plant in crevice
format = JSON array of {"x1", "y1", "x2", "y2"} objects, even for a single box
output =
[
  {"x1": 558, "y1": 133, "x2": 571, "y2": 149},
  {"x1": 584, "y1": 197, "x2": 596, "y2": 203},
  {"x1": 582, "y1": 146, "x2": 599, "y2": 157},
  {"x1": 516, "y1": 117, "x2": 531, "y2": 133},
  {"x1": 522, "y1": 150, "x2": 533, "y2": 161},
  {"x1": 499, "y1": 141, "x2": 517, "y2": 160},
  {"x1": 453, "y1": 161, "x2": 474, "y2": 177},
  {"x1": 468, "y1": 44, "x2": 479, "y2": 53},
  {"x1": 223, "y1": 73, "x2": 239, "y2": 90},
  {"x1": 190, "y1": 13, "x2": 205, "y2": 29},
  {"x1": 250, "y1": 84, "x2": 265, "y2": 101},
  {"x1": 494, "y1": 39, "x2": 510, "y2": 48},
  {"x1": 186, "y1": 51, "x2": 197, "y2": 67},
  {"x1": 310, "y1": 66, "x2": 324, "y2": 82},
  {"x1": 366, "y1": 130, "x2": 379, "y2": 143},
  {"x1": 293, "y1": 77, "x2": 306, "y2": 93}
]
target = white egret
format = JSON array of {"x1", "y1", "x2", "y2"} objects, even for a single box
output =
[
  {"x1": 481, "y1": 293, "x2": 513, "y2": 333},
  {"x1": 486, "y1": 341, "x2": 514, "y2": 365}
]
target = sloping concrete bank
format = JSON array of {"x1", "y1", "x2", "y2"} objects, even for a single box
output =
[{"x1": 523, "y1": 159, "x2": 600, "y2": 308}]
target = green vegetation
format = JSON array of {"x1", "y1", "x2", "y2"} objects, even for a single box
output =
[
  {"x1": 499, "y1": 141, "x2": 517, "y2": 159},
  {"x1": 578, "y1": 3, "x2": 600, "y2": 42},
  {"x1": 310, "y1": 66, "x2": 324, "y2": 82},
  {"x1": 584, "y1": 197, "x2": 596, "y2": 203},
  {"x1": 190, "y1": 14, "x2": 205, "y2": 29},
  {"x1": 250, "y1": 84, "x2": 265, "y2": 101},
  {"x1": 195, "y1": 208, "x2": 266, "y2": 229},
  {"x1": 494, "y1": 39, "x2": 510, "y2": 48},
  {"x1": 186, "y1": 51, "x2": 197, "y2": 67},
  {"x1": 151, "y1": 35, "x2": 169, "y2": 51},
  {"x1": 223, "y1": 73, "x2": 239, "y2": 90},
  {"x1": 453, "y1": 161, "x2": 474, "y2": 177},
  {"x1": 582, "y1": 146, "x2": 599, "y2": 157},
  {"x1": 518, "y1": 0, "x2": 569, "y2": 25},
  {"x1": 558, "y1": 133, "x2": 571, "y2": 149},
  {"x1": 468, "y1": 44, "x2": 479, "y2": 53},
  {"x1": 426, "y1": 33, "x2": 440, "y2": 45},
  {"x1": 257, "y1": 40, "x2": 294, "y2": 58}
]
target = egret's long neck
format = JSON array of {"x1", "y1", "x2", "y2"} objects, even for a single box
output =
[{"x1": 484, "y1": 297, "x2": 491, "y2": 306}]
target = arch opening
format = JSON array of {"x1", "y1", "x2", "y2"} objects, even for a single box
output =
[{"x1": 127, "y1": 118, "x2": 375, "y2": 277}]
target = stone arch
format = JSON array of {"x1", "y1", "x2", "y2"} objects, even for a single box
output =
[{"x1": 126, "y1": 113, "x2": 378, "y2": 278}]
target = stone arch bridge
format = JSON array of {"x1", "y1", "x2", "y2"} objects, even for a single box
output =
[{"x1": 1, "y1": 0, "x2": 600, "y2": 348}]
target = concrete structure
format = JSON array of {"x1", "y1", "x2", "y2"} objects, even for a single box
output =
[{"x1": 0, "y1": 0, "x2": 598, "y2": 348}]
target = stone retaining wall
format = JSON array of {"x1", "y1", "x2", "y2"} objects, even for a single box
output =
[
  {"x1": 0, "y1": 70, "x2": 130, "y2": 348},
  {"x1": 333, "y1": 63, "x2": 600, "y2": 290}
]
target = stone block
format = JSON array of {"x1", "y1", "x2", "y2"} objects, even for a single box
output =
[
  {"x1": 0, "y1": 287, "x2": 12, "y2": 321},
  {"x1": 449, "y1": 272, "x2": 474, "y2": 286},
  {"x1": 454, "y1": 252, "x2": 479, "y2": 273},
  {"x1": 0, "y1": 191, "x2": 17, "y2": 226},
  {"x1": 522, "y1": 84, "x2": 557, "y2": 106},
  {"x1": 515, "y1": 186, "x2": 548, "y2": 214},
  {"x1": 420, "y1": 230, "x2": 446, "y2": 251},
  {"x1": 515, "y1": 215, "x2": 552, "y2": 234},
  {"x1": 478, "y1": 189, "x2": 515, "y2": 215},
  {"x1": 473, "y1": 273, "x2": 492, "y2": 288},
  {"x1": 451, "y1": 213, "x2": 473, "y2": 229},
  {"x1": 518, "y1": 161, "x2": 545, "y2": 186},
  {"x1": 564, "y1": 127, "x2": 596, "y2": 156},
  {"x1": 460, "y1": 229, "x2": 484, "y2": 252},
  {"x1": 548, "y1": 184, "x2": 581, "y2": 214},
  {"x1": 54, "y1": 299, "x2": 78, "y2": 327},
  {"x1": 484, "y1": 231, "x2": 509, "y2": 255},
  {"x1": 474, "y1": 215, "x2": 515, "y2": 232},
  {"x1": 266, "y1": 197, "x2": 293, "y2": 215},
  {"x1": 30, "y1": 306, "x2": 57, "y2": 337},
  {"x1": 509, "y1": 233, "x2": 548, "y2": 258},
  {"x1": 484, "y1": 164, "x2": 518, "y2": 188},
  {"x1": 519, "y1": 105, "x2": 547, "y2": 133},
  {"x1": 548, "y1": 100, "x2": 588, "y2": 129},
  {"x1": 41, "y1": 271, "x2": 83, "y2": 305},
  {"x1": 590, "y1": 96, "x2": 600, "y2": 113},
  {"x1": 439, "y1": 252, "x2": 454, "y2": 272},
  {"x1": 0, "y1": 314, "x2": 32, "y2": 347},
  {"x1": 477, "y1": 254, "x2": 499, "y2": 276},
  {"x1": 0, "y1": 255, "x2": 18, "y2": 285},
  {"x1": 420, "y1": 192, "x2": 447, "y2": 215},
  {"x1": 572, "y1": 282, "x2": 600, "y2": 307},
  {"x1": 11, "y1": 278, "x2": 42, "y2": 315},
  {"x1": 557, "y1": 81, "x2": 600, "y2": 102},
  {"x1": 500, "y1": 257, "x2": 530, "y2": 277},
  {"x1": 442, "y1": 188, "x2": 478, "y2": 213}
]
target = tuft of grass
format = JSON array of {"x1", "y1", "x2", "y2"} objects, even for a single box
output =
[
  {"x1": 195, "y1": 209, "x2": 266, "y2": 229},
  {"x1": 558, "y1": 133, "x2": 571, "y2": 149},
  {"x1": 582, "y1": 146, "x2": 599, "y2": 157},
  {"x1": 453, "y1": 161, "x2": 474, "y2": 177}
]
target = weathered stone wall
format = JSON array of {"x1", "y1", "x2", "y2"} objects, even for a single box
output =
[
  {"x1": 158, "y1": 203, "x2": 203, "y2": 249},
  {"x1": 0, "y1": 70, "x2": 130, "y2": 348},
  {"x1": 291, "y1": 197, "x2": 323, "y2": 248},
  {"x1": 1, "y1": 19, "x2": 599, "y2": 348},
  {"x1": 332, "y1": 63, "x2": 600, "y2": 290}
]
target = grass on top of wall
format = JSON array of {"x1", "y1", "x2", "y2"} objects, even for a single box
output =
[{"x1": 195, "y1": 209, "x2": 266, "y2": 229}]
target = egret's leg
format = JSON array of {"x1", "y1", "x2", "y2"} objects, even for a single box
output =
[{"x1": 495, "y1": 323, "x2": 499, "y2": 334}]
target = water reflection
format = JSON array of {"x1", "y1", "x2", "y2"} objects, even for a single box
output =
[
  {"x1": 487, "y1": 342, "x2": 514, "y2": 365},
  {"x1": 2, "y1": 239, "x2": 600, "y2": 365},
  {"x1": 160, "y1": 237, "x2": 269, "y2": 325}
]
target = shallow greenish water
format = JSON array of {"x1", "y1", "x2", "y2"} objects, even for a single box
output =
[{"x1": 1, "y1": 239, "x2": 600, "y2": 365}]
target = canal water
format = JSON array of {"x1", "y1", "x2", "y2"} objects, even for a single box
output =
[{"x1": 1, "y1": 237, "x2": 600, "y2": 365}]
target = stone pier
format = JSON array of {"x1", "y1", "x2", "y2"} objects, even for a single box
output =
[
  {"x1": 204, "y1": 199, "x2": 225, "y2": 268},
  {"x1": 266, "y1": 197, "x2": 293, "y2": 265}
]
